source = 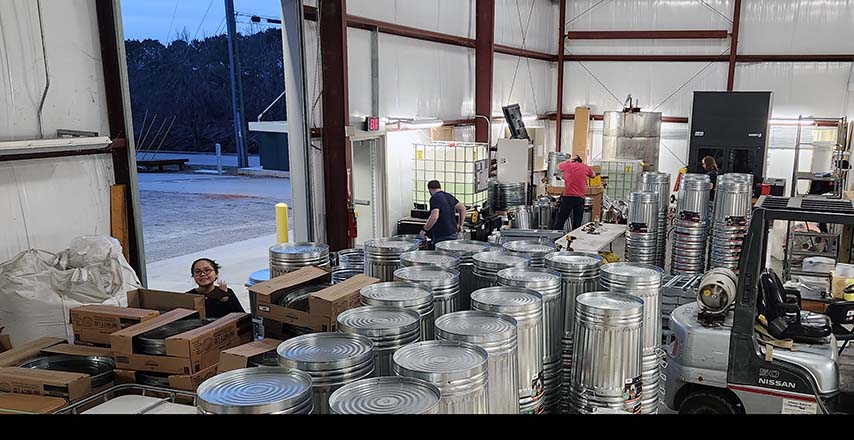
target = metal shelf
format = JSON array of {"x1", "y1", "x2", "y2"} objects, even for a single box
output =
[
  {"x1": 790, "y1": 250, "x2": 838, "y2": 258},
  {"x1": 796, "y1": 172, "x2": 841, "y2": 183}
]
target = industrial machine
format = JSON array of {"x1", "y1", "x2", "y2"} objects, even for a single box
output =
[
  {"x1": 602, "y1": 95, "x2": 662, "y2": 172},
  {"x1": 664, "y1": 197, "x2": 854, "y2": 414}
]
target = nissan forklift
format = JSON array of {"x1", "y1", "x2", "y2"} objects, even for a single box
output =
[{"x1": 664, "y1": 196, "x2": 854, "y2": 414}]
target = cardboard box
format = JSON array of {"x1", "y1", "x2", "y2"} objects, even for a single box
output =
[
  {"x1": 586, "y1": 185, "x2": 605, "y2": 222},
  {"x1": 219, "y1": 339, "x2": 283, "y2": 373},
  {"x1": 41, "y1": 344, "x2": 113, "y2": 358},
  {"x1": 113, "y1": 369, "x2": 137, "y2": 386},
  {"x1": 0, "y1": 392, "x2": 67, "y2": 414},
  {"x1": 113, "y1": 365, "x2": 219, "y2": 392},
  {"x1": 111, "y1": 310, "x2": 252, "y2": 375},
  {"x1": 0, "y1": 368, "x2": 91, "y2": 402},
  {"x1": 71, "y1": 305, "x2": 161, "y2": 346},
  {"x1": 250, "y1": 268, "x2": 378, "y2": 333},
  {"x1": 0, "y1": 337, "x2": 65, "y2": 368},
  {"x1": 0, "y1": 328, "x2": 10, "y2": 354},
  {"x1": 127, "y1": 289, "x2": 206, "y2": 320}
]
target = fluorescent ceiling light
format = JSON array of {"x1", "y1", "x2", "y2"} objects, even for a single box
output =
[
  {"x1": 769, "y1": 118, "x2": 816, "y2": 126},
  {"x1": 399, "y1": 119, "x2": 444, "y2": 129}
]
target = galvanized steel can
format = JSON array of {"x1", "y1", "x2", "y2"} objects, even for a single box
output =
[
  {"x1": 337, "y1": 306, "x2": 422, "y2": 377},
  {"x1": 435, "y1": 240, "x2": 492, "y2": 310},
  {"x1": 197, "y1": 367, "x2": 314, "y2": 415},
  {"x1": 394, "y1": 266, "x2": 461, "y2": 319},
  {"x1": 360, "y1": 282, "x2": 436, "y2": 341},
  {"x1": 328, "y1": 376, "x2": 441, "y2": 415}
]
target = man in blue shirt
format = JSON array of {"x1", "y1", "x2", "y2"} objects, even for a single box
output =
[{"x1": 420, "y1": 180, "x2": 467, "y2": 246}]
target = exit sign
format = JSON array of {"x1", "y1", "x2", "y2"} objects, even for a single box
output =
[{"x1": 364, "y1": 117, "x2": 380, "y2": 132}]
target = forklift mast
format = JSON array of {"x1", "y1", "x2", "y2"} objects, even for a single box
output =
[{"x1": 729, "y1": 197, "x2": 854, "y2": 398}]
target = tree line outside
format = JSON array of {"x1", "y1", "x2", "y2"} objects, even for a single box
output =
[{"x1": 126, "y1": 28, "x2": 286, "y2": 156}]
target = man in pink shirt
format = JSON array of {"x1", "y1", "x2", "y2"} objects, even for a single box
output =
[{"x1": 553, "y1": 155, "x2": 596, "y2": 231}]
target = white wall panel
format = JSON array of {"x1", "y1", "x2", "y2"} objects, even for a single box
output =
[
  {"x1": 735, "y1": 62, "x2": 854, "y2": 118},
  {"x1": 0, "y1": 0, "x2": 111, "y2": 141},
  {"x1": 348, "y1": 28, "x2": 374, "y2": 121},
  {"x1": 740, "y1": 0, "x2": 854, "y2": 54},
  {"x1": 493, "y1": 55, "x2": 556, "y2": 116},
  {"x1": 495, "y1": 0, "x2": 559, "y2": 54},
  {"x1": 348, "y1": 0, "x2": 474, "y2": 38}
]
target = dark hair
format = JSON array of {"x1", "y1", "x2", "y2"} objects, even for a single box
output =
[
  {"x1": 191, "y1": 258, "x2": 221, "y2": 276},
  {"x1": 702, "y1": 156, "x2": 719, "y2": 171},
  {"x1": 428, "y1": 181, "x2": 442, "y2": 190},
  {"x1": 572, "y1": 155, "x2": 583, "y2": 163}
]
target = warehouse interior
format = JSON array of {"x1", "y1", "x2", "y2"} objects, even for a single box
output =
[{"x1": 1, "y1": 0, "x2": 854, "y2": 415}]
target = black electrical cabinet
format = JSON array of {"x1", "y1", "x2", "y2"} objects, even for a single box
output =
[{"x1": 688, "y1": 92, "x2": 773, "y2": 183}]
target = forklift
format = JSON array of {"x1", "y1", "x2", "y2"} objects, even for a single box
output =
[{"x1": 664, "y1": 196, "x2": 854, "y2": 414}]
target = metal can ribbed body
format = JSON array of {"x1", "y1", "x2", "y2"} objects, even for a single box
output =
[
  {"x1": 337, "y1": 306, "x2": 422, "y2": 377},
  {"x1": 394, "y1": 266, "x2": 461, "y2": 319},
  {"x1": 328, "y1": 377, "x2": 441, "y2": 415},
  {"x1": 393, "y1": 341, "x2": 490, "y2": 414},
  {"x1": 276, "y1": 333, "x2": 375, "y2": 415},
  {"x1": 435, "y1": 240, "x2": 492, "y2": 310},
  {"x1": 471, "y1": 287, "x2": 544, "y2": 414},
  {"x1": 197, "y1": 367, "x2": 314, "y2": 415},
  {"x1": 709, "y1": 175, "x2": 753, "y2": 273},
  {"x1": 626, "y1": 191, "x2": 660, "y2": 266},
  {"x1": 435, "y1": 311, "x2": 520, "y2": 414},
  {"x1": 472, "y1": 251, "x2": 532, "y2": 291},
  {"x1": 365, "y1": 239, "x2": 421, "y2": 282},
  {"x1": 642, "y1": 172, "x2": 671, "y2": 268},
  {"x1": 336, "y1": 248, "x2": 366, "y2": 270},
  {"x1": 600, "y1": 263, "x2": 663, "y2": 414},
  {"x1": 331, "y1": 266, "x2": 364, "y2": 284},
  {"x1": 360, "y1": 282, "x2": 435, "y2": 341},
  {"x1": 497, "y1": 182, "x2": 528, "y2": 210},
  {"x1": 497, "y1": 267, "x2": 563, "y2": 414},
  {"x1": 269, "y1": 242, "x2": 331, "y2": 278},
  {"x1": 502, "y1": 240, "x2": 557, "y2": 268},
  {"x1": 569, "y1": 292, "x2": 644, "y2": 415},
  {"x1": 671, "y1": 174, "x2": 711, "y2": 275}
]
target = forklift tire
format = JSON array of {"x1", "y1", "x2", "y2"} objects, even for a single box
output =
[{"x1": 679, "y1": 390, "x2": 740, "y2": 415}]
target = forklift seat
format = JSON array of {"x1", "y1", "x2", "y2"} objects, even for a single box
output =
[
  {"x1": 826, "y1": 301, "x2": 854, "y2": 355},
  {"x1": 760, "y1": 270, "x2": 832, "y2": 344}
]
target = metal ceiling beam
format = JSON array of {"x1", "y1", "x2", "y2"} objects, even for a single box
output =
[
  {"x1": 475, "y1": 0, "x2": 495, "y2": 144},
  {"x1": 556, "y1": 0, "x2": 567, "y2": 152},
  {"x1": 727, "y1": 0, "x2": 742, "y2": 91},
  {"x1": 567, "y1": 30, "x2": 729, "y2": 40}
]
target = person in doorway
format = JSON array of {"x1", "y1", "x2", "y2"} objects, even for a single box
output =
[
  {"x1": 187, "y1": 258, "x2": 245, "y2": 319},
  {"x1": 702, "y1": 156, "x2": 720, "y2": 202},
  {"x1": 420, "y1": 181, "x2": 467, "y2": 247},
  {"x1": 553, "y1": 155, "x2": 596, "y2": 232}
]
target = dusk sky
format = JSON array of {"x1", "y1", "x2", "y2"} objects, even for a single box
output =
[{"x1": 122, "y1": 0, "x2": 283, "y2": 42}]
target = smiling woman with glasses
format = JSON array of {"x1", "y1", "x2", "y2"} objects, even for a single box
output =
[{"x1": 188, "y1": 258, "x2": 245, "y2": 318}]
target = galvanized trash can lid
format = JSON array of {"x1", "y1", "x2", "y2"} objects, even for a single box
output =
[
  {"x1": 498, "y1": 268, "x2": 561, "y2": 287},
  {"x1": 395, "y1": 266, "x2": 461, "y2": 284},
  {"x1": 270, "y1": 242, "x2": 330, "y2": 257},
  {"x1": 360, "y1": 282, "x2": 434, "y2": 307},
  {"x1": 393, "y1": 340, "x2": 488, "y2": 382},
  {"x1": 472, "y1": 251, "x2": 531, "y2": 268},
  {"x1": 196, "y1": 367, "x2": 313, "y2": 415},
  {"x1": 546, "y1": 252, "x2": 604, "y2": 269},
  {"x1": 503, "y1": 240, "x2": 557, "y2": 254},
  {"x1": 337, "y1": 306, "x2": 421, "y2": 337},
  {"x1": 328, "y1": 377, "x2": 442, "y2": 415},
  {"x1": 277, "y1": 333, "x2": 374, "y2": 372},
  {"x1": 600, "y1": 262, "x2": 663, "y2": 281},
  {"x1": 20, "y1": 356, "x2": 115, "y2": 389},
  {"x1": 436, "y1": 240, "x2": 492, "y2": 255},
  {"x1": 435, "y1": 311, "x2": 518, "y2": 342},
  {"x1": 401, "y1": 251, "x2": 461, "y2": 267},
  {"x1": 365, "y1": 239, "x2": 421, "y2": 252},
  {"x1": 576, "y1": 292, "x2": 645, "y2": 317},
  {"x1": 471, "y1": 287, "x2": 543, "y2": 314}
]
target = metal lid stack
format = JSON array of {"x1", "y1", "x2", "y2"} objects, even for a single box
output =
[
  {"x1": 709, "y1": 174, "x2": 754, "y2": 274},
  {"x1": 671, "y1": 174, "x2": 711, "y2": 275},
  {"x1": 641, "y1": 172, "x2": 671, "y2": 268},
  {"x1": 625, "y1": 191, "x2": 660, "y2": 267}
]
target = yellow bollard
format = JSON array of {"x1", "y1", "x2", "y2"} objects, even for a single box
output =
[{"x1": 276, "y1": 203, "x2": 290, "y2": 244}]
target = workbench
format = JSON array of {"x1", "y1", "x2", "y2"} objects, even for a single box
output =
[{"x1": 556, "y1": 222, "x2": 627, "y2": 256}]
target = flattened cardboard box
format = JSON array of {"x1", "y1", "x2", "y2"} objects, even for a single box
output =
[
  {"x1": 0, "y1": 328, "x2": 11, "y2": 354},
  {"x1": 0, "y1": 337, "x2": 65, "y2": 368},
  {"x1": 112, "y1": 365, "x2": 218, "y2": 391},
  {"x1": 127, "y1": 289, "x2": 206, "y2": 319},
  {"x1": 111, "y1": 310, "x2": 251, "y2": 375},
  {"x1": 250, "y1": 267, "x2": 378, "y2": 332},
  {"x1": 0, "y1": 392, "x2": 67, "y2": 414},
  {"x1": 41, "y1": 344, "x2": 113, "y2": 358},
  {"x1": 219, "y1": 339, "x2": 283, "y2": 373},
  {"x1": 71, "y1": 305, "x2": 161, "y2": 346},
  {"x1": 0, "y1": 368, "x2": 91, "y2": 402}
]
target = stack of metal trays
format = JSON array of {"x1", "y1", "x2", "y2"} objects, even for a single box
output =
[
  {"x1": 365, "y1": 239, "x2": 421, "y2": 282},
  {"x1": 394, "y1": 266, "x2": 461, "y2": 319},
  {"x1": 279, "y1": 283, "x2": 332, "y2": 336},
  {"x1": 600, "y1": 263, "x2": 663, "y2": 415},
  {"x1": 660, "y1": 274, "x2": 702, "y2": 343},
  {"x1": 20, "y1": 356, "x2": 115, "y2": 388},
  {"x1": 197, "y1": 367, "x2": 314, "y2": 414},
  {"x1": 392, "y1": 340, "x2": 489, "y2": 414},
  {"x1": 502, "y1": 240, "x2": 557, "y2": 268},
  {"x1": 626, "y1": 191, "x2": 661, "y2": 267},
  {"x1": 497, "y1": 268, "x2": 563, "y2": 414},
  {"x1": 328, "y1": 377, "x2": 442, "y2": 415},
  {"x1": 401, "y1": 251, "x2": 461, "y2": 271},
  {"x1": 435, "y1": 240, "x2": 492, "y2": 310},
  {"x1": 568, "y1": 292, "x2": 644, "y2": 415},
  {"x1": 671, "y1": 174, "x2": 711, "y2": 275},
  {"x1": 543, "y1": 251, "x2": 602, "y2": 414},
  {"x1": 269, "y1": 242, "x2": 331, "y2": 278},
  {"x1": 498, "y1": 182, "x2": 528, "y2": 210},
  {"x1": 488, "y1": 178, "x2": 500, "y2": 210},
  {"x1": 337, "y1": 306, "x2": 421, "y2": 377},
  {"x1": 471, "y1": 287, "x2": 544, "y2": 415},
  {"x1": 642, "y1": 172, "x2": 671, "y2": 269},
  {"x1": 472, "y1": 251, "x2": 531, "y2": 291},
  {"x1": 709, "y1": 174, "x2": 753, "y2": 274},
  {"x1": 360, "y1": 282, "x2": 435, "y2": 341},
  {"x1": 277, "y1": 333, "x2": 375, "y2": 415},
  {"x1": 137, "y1": 319, "x2": 210, "y2": 356}
]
